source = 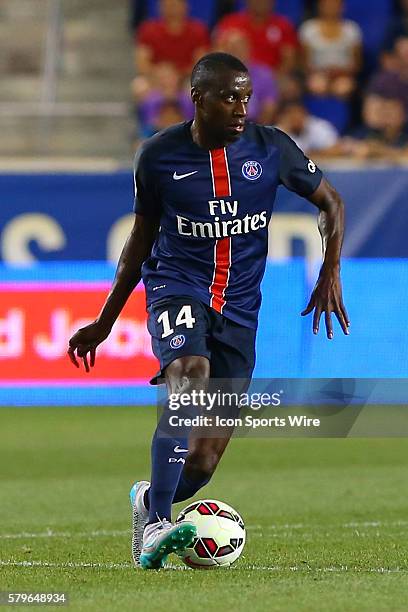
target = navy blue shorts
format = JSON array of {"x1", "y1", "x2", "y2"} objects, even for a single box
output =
[{"x1": 147, "y1": 296, "x2": 256, "y2": 385}]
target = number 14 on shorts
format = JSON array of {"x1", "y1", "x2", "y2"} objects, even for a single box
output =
[{"x1": 157, "y1": 305, "x2": 196, "y2": 338}]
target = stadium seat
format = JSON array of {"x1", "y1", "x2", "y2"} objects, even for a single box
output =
[
  {"x1": 146, "y1": 0, "x2": 216, "y2": 25},
  {"x1": 146, "y1": 0, "x2": 304, "y2": 27},
  {"x1": 344, "y1": 0, "x2": 393, "y2": 70},
  {"x1": 235, "y1": 0, "x2": 304, "y2": 25},
  {"x1": 146, "y1": 0, "x2": 160, "y2": 17},
  {"x1": 304, "y1": 95, "x2": 350, "y2": 134}
]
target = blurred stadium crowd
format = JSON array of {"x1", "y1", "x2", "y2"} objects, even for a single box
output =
[{"x1": 130, "y1": 0, "x2": 408, "y2": 162}]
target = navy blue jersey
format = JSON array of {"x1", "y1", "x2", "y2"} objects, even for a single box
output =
[{"x1": 134, "y1": 120, "x2": 322, "y2": 329}]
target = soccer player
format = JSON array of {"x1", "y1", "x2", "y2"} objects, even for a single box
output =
[{"x1": 68, "y1": 53, "x2": 349, "y2": 570}]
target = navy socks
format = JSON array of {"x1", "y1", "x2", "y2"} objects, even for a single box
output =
[
  {"x1": 172, "y1": 472, "x2": 211, "y2": 503},
  {"x1": 147, "y1": 425, "x2": 188, "y2": 524},
  {"x1": 146, "y1": 400, "x2": 213, "y2": 522},
  {"x1": 145, "y1": 461, "x2": 211, "y2": 517}
]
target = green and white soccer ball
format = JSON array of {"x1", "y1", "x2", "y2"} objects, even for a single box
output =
[{"x1": 176, "y1": 499, "x2": 246, "y2": 568}]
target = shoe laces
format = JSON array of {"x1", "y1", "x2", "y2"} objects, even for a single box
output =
[
  {"x1": 143, "y1": 516, "x2": 173, "y2": 545},
  {"x1": 156, "y1": 514, "x2": 172, "y2": 531}
]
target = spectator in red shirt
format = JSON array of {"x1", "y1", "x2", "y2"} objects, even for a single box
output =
[
  {"x1": 215, "y1": 0, "x2": 298, "y2": 73},
  {"x1": 135, "y1": 0, "x2": 210, "y2": 77}
]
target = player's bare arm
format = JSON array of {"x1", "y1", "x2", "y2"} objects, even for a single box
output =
[
  {"x1": 67, "y1": 213, "x2": 159, "y2": 371},
  {"x1": 302, "y1": 177, "x2": 350, "y2": 339}
]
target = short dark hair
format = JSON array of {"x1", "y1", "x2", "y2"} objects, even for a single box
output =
[{"x1": 191, "y1": 52, "x2": 249, "y2": 89}]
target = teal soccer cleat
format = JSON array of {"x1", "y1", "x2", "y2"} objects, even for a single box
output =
[
  {"x1": 139, "y1": 519, "x2": 197, "y2": 570},
  {"x1": 129, "y1": 480, "x2": 150, "y2": 566}
]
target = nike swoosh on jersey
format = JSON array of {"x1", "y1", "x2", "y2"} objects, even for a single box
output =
[
  {"x1": 173, "y1": 171, "x2": 198, "y2": 180},
  {"x1": 173, "y1": 445, "x2": 189, "y2": 453}
]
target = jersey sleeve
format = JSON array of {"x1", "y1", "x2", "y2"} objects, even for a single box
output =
[
  {"x1": 133, "y1": 144, "x2": 162, "y2": 216},
  {"x1": 275, "y1": 128, "x2": 323, "y2": 197}
]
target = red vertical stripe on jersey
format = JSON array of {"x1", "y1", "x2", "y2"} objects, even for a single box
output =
[
  {"x1": 209, "y1": 148, "x2": 231, "y2": 313},
  {"x1": 209, "y1": 148, "x2": 231, "y2": 197},
  {"x1": 210, "y1": 237, "x2": 231, "y2": 313}
]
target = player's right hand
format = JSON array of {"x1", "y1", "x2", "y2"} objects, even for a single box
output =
[{"x1": 67, "y1": 321, "x2": 111, "y2": 373}]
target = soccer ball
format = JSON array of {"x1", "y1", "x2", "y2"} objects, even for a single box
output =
[{"x1": 176, "y1": 499, "x2": 246, "y2": 569}]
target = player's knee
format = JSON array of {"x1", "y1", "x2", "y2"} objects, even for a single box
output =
[
  {"x1": 166, "y1": 356, "x2": 210, "y2": 392},
  {"x1": 184, "y1": 449, "x2": 219, "y2": 482}
]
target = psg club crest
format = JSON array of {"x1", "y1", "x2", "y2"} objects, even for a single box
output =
[
  {"x1": 242, "y1": 160, "x2": 262, "y2": 181},
  {"x1": 170, "y1": 334, "x2": 186, "y2": 349}
]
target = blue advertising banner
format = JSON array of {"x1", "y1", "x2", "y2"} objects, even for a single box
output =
[
  {"x1": 274, "y1": 167, "x2": 408, "y2": 258},
  {"x1": 1, "y1": 167, "x2": 408, "y2": 264},
  {"x1": 0, "y1": 259, "x2": 407, "y2": 405}
]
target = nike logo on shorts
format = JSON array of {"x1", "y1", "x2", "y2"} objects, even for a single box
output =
[
  {"x1": 173, "y1": 445, "x2": 189, "y2": 453},
  {"x1": 173, "y1": 171, "x2": 198, "y2": 180}
]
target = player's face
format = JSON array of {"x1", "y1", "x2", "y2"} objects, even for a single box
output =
[{"x1": 198, "y1": 71, "x2": 253, "y2": 145}]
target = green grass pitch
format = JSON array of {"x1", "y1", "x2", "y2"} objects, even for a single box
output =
[{"x1": 1, "y1": 406, "x2": 408, "y2": 611}]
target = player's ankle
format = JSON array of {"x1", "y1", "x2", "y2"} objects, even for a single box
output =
[
  {"x1": 146, "y1": 517, "x2": 172, "y2": 527},
  {"x1": 143, "y1": 488, "x2": 150, "y2": 510}
]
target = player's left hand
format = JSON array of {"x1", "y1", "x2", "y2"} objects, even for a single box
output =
[
  {"x1": 67, "y1": 320, "x2": 111, "y2": 372},
  {"x1": 301, "y1": 268, "x2": 350, "y2": 339}
]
